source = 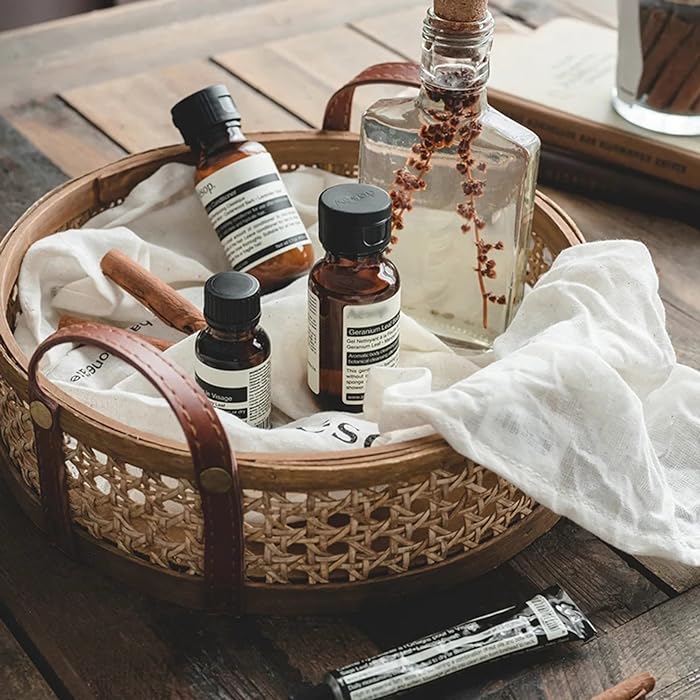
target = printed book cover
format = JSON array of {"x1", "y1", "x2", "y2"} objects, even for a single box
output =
[{"x1": 488, "y1": 18, "x2": 700, "y2": 190}]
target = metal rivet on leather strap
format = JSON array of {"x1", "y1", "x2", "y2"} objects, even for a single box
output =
[
  {"x1": 200, "y1": 467, "x2": 233, "y2": 494},
  {"x1": 29, "y1": 400, "x2": 53, "y2": 430}
]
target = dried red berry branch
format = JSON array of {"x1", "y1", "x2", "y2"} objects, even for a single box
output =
[{"x1": 389, "y1": 86, "x2": 504, "y2": 329}]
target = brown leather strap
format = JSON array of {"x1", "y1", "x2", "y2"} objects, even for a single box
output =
[
  {"x1": 322, "y1": 62, "x2": 420, "y2": 132},
  {"x1": 27, "y1": 323, "x2": 244, "y2": 613}
]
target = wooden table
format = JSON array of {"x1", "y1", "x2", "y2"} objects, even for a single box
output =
[{"x1": 0, "y1": 1, "x2": 698, "y2": 699}]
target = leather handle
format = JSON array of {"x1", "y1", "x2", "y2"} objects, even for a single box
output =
[
  {"x1": 27, "y1": 323, "x2": 244, "y2": 613},
  {"x1": 322, "y1": 61, "x2": 420, "y2": 132}
]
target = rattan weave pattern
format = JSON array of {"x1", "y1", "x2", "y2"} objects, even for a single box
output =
[{"x1": 0, "y1": 378, "x2": 534, "y2": 584}]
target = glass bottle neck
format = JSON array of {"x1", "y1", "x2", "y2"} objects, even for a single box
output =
[
  {"x1": 197, "y1": 122, "x2": 246, "y2": 158},
  {"x1": 418, "y1": 9, "x2": 494, "y2": 114}
]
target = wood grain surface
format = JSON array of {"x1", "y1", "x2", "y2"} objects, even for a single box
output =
[
  {"x1": 62, "y1": 60, "x2": 307, "y2": 152},
  {"x1": 0, "y1": 0, "x2": 426, "y2": 108},
  {"x1": 216, "y1": 25, "x2": 408, "y2": 130},
  {"x1": 0, "y1": 0, "x2": 698, "y2": 698},
  {"x1": 0, "y1": 619, "x2": 55, "y2": 700},
  {"x1": 1, "y1": 97, "x2": 127, "y2": 178},
  {"x1": 0, "y1": 118, "x2": 66, "y2": 233}
]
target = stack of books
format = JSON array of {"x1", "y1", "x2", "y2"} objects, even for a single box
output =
[{"x1": 488, "y1": 19, "x2": 699, "y2": 223}]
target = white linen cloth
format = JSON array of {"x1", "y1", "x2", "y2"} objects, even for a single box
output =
[{"x1": 12, "y1": 163, "x2": 699, "y2": 565}]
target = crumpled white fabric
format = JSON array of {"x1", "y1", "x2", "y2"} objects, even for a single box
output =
[
  {"x1": 13, "y1": 163, "x2": 699, "y2": 565},
  {"x1": 370, "y1": 242, "x2": 699, "y2": 564}
]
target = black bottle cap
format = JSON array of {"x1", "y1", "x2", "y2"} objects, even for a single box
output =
[
  {"x1": 171, "y1": 85, "x2": 241, "y2": 148},
  {"x1": 318, "y1": 184, "x2": 392, "y2": 257},
  {"x1": 203, "y1": 272, "x2": 261, "y2": 330}
]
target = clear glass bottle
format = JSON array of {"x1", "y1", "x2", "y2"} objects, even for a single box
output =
[
  {"x1": 359, "y1": 5, "x2": 540, "y2": 349},
  {"x1": 613, "y1": 0, "x2": 700, "y2": 136}
]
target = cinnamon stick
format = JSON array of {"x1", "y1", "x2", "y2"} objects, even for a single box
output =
[
  {"x1": 57, "y1": 314, "x2": 175, "y2": 351},
  {"x1": 669, "y1": 58, "x2": 700, "y2": 112},
  {"x1": 640, "y1": 6, "x2": 669, "y2": 58},
  {"x1": 647, "y1": 24, "x2": 700, "y2": 109},
  {"x1": 100, "y1": 249, "x2": 205, "y2": 335},
  {"x1": 591, "y1": 672, "x2": 656, "y2": 700},
  {"x1": 637, "y1": 13, "x2": 694, "y2": 97}
]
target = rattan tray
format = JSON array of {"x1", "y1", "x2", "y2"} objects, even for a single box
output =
[{"x1": 0, "y1": 128, "x2": 583, "y2": 613}]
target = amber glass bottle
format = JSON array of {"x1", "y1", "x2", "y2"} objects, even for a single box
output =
[
  {"x1": 171, "y1": 85, "x2": 314, "y2": 292},
  {"x1": 308, "y1": 184, "x2": 400, "y2": 413},
  {"x1": 195, "y1": 272, "x2": 272, "y2": 429}
]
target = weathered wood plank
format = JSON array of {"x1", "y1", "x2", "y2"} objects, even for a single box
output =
[
  {"x1": 358, "y1": 519, "x2": 669, "y2": 658},
  {"x1": 256, "y1": 617, "x2": 380, "y2": 685},
  {"x1": 510, "y1": 520, "x2": 668, "y2": 632},
  {"x1": 0, "y1": 116, "x2": 66, "y2": 235},
  {"x1": 350, "y1": 3, "x2": 424, "y2": 60},
  {"x1": 539, "y1": 187, "x2": 700, "y2": 335},
  {"x1": 351, "y1": 3, "x2": 531, "y2": 64},
  {"x1": 0, "y1": 0, "x2": 273, "y2": 62},
  {"x1": 357, "y1": 559, "x2": 536, "y2": 651},
  {"x1": 664, "y1": 304, "x2": 700, "y2": 370},
  {"x1": 636, "y1": 557, "x2": 700, "y2": 594},
  {"x1": 2, "y1": 96, "x2": 126, "y2": 177},
  {"x1": 215, "y1": 25, "x2": 407, "y2": 130},
  {"x1": 0, "y1": 620, "x2": 56, "y2": 700},
  {"x1": 62, "y1": 60, "x2": 306, "y2": 153},
  {"x1": 0, "y1": 477, "x2": 303, "y2": 700},
  {"x1": 217, "y1": 9, "x2": 529, "y2": 132},
  {"x1": 473, "y1": 586, "x2": 700, "y2": 699},
  {"x1": 0, "y1": 0, "x2": 425, "y2": 108},
  {"x1": 651, "y1": 671, "x2": 700, "y2": 700}
]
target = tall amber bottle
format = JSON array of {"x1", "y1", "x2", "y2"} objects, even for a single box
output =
[
  {"x1": 172, "y1": 85, "x2": 314, "y2": 292},
  {"x1": 308, "y1": 184, "x2": 400, "y2": 413}
]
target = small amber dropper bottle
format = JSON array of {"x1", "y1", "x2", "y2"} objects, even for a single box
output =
[
  {"x1": 195, "y1": 272, "x2": 272, "y2": 428},
  {"x1": 308, "y1": 184, "x2": 400, "y2": 413},
  {"x1": 171, "y1": 85, "x2": 314, "y2": 293}
]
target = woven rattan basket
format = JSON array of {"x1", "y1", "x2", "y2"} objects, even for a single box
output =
[{"x1": 0, "y1": 75, "x2": 584, "y2": 613}]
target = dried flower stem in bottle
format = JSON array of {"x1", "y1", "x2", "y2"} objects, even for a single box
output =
[{"x1": 389, "y1": 85, "x2": 505, "y2": 329}]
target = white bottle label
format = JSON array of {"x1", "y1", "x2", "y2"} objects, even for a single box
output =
[
  {"x1": 342, "y1": 294, "x2": 401, "y2": 405},
  {"x1": 195, "y1": 356, "x2": 272, "y2": 428},
  {"x1": 307, "y1": 288, "x2": 320, "y2": 395},
  {"x1": 196, "y1": 152, "x2": 311, "y2": 272}
]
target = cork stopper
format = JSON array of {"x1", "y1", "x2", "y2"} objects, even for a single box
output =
[{"x1": 433, "y1": 0, "x2": 488, "y2": 22}]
